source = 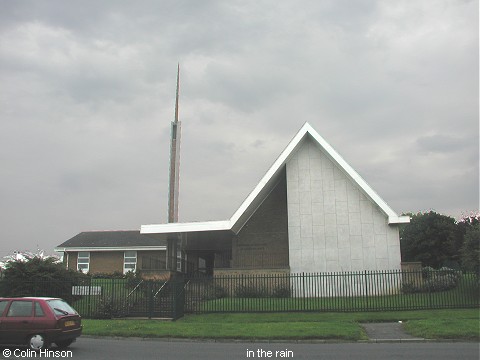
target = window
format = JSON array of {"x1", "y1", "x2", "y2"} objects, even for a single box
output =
[
  {"x1": 47, "y1": 299, "x2": 77, "y2": 316},
  {"x1": 7, "y1": 301, "x2": 33, "y2": 317},
  {"x1": 0, "y1": 300, "x2": 8, "y2": 316},
  {"x1": 176, "y1": 250, "x2": 183, "y2": 272},
  {"x1": 123, "y1": 251, "x2": 137, "y2": 274},
  {"x1": 34, "y1": 302, "x2": 45, "y2": 317},
  {"x1": 77, "y1": 252, "x2": 90, "y2": 273}
]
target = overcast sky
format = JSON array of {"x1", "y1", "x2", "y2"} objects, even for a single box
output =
[{"x1": 0, "y1": 0, "x2": 478, "y2": 258}]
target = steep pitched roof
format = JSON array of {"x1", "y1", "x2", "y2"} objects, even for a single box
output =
[
  {"x1": 55, "y1": 230, "x2": 167, "y2": 251},
  {"x1": 141, "y1": 122, "x2": 409, "y2": 237}
]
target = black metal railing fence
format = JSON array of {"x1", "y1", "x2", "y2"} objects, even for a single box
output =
[
  {"x1": 0, "y1": 270, "x2": 477, "y2": 318},
  {"x1": 183, "y1": 269, "x2": 479, "y2": 313}
]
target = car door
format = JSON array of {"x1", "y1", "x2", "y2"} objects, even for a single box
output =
[
  {"x1": 0, "y1": 300, "x2": 10, "y2": 344},
  {"x1": 1, "y1": 300, "x2": 34, "y2": 345},
  {"x1": 30, "y1": 300, "x2": 50, "y2": 333}
]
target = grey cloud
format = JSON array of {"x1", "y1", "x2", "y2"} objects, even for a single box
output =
[
  {"x1": 416, "y1": 134, "x2": 471, "y2": 154},
  {"x1": 0, "y1": 0, "x2": 477, "y2": 259}
]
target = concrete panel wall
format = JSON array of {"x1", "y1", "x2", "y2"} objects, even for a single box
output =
[{"x1": 286, "y1": 136, "x2": 401, "y2": 273}]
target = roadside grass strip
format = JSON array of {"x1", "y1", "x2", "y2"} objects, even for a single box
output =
[
  {"x1": 403, "y1": 318, "x2": 480, "y2": 340},
  {"x1": 82, "y1": 309, "x2": 479, "y2": 341},
  {"x1": 83, "y1": 319, "x2": 362, "y2": 340}
]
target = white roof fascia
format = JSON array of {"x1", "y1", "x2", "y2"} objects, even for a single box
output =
[
  {"x1": 230, "y1": 122, "x2": 408, "y2": 227},
  {"x1": 141, "y1": 220, "x2": 231, "y2": 235},
  {"x1": 229, "y1": 123, "x2": 310, "y2": 229},
  {"x1": 54, "y1": 246, "x2": 167, "y2": 252},
  {"x1": 387, "y1": 215, "x2": 411, "y2": 224},
  {"x1": 140, "y1": 122, "x2": 408, "y2": 236}
]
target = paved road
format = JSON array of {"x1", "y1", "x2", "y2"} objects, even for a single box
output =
[{"x1": 1, "y1": 338, "x2": 479, "y2": 360}]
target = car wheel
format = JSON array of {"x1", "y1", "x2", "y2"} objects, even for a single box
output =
[
  {"x1": 55, "y1": 340, "x2": 74, "y2": 349},
  {"x1": 28, "y1": 334, "x2": 49, "y2": 350}
]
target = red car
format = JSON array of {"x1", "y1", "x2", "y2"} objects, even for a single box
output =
[{"x1": 0, "y1": 297, "x2": 82, "y2": 350}]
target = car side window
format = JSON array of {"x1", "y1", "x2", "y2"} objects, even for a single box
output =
[
  {"x1": 0, "y1": 300, "x2": 8, "y2": 316},
  {"x1": 34, "y1": 302, "x2": 45, "y2": 317},
  {"x1": 7, "y1": 301, "x2": 33, "y2": 317}
]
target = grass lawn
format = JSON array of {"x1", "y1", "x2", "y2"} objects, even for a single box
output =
[
  {"x1": 82, "y1": 309, "x2": 479, "y2": 341},
  {"x1": 404, "y1": 318, "x2": 480, "y2": 340},
  {"x1": 198, "y1": 278, "x2": 479, "y2": 312}
]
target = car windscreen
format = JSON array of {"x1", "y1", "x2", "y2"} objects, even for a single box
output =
[{"x1": 46, "y1": 299, "x2": 78, "y2": 316}]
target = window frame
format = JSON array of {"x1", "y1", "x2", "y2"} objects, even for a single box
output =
[
  {"x1": 176, "y1": 250, "x2": 183, "y2": 272},
  {"x1": 77, "y1": 251, "x2": 90, "y2": 273},
  {"x1": 6, "y1": 300, "x2": 33, "y2": 317},
  {"x1": 0, "y1": 300, "x2": 9, "y2": 316},
  {"x1": 123, "y1": 251, "x2": 137, "y2": 274},
  {"x1": 34, "y1": 301, "x2": 45, "y2": 317}
]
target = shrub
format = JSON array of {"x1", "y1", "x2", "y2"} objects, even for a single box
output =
[
  {"x1": 272, "y1": 285, "x2": 291, "y2": 298},
  {"x1": 202, "y1": 283, "x2": 228, "y2": 300},
  {"x1": 422, "y1": 266, "x2": 435, "y2": 279},
  {"x1": 234, "y1": 284, "x2": 266, "y2": 298},
  {"x1": 91, "y1": 271, "x2": 125, "y2": 279},
  {"x1": 185, "y1": 279, "x2": 227, "y2": 301},
  {"x1": 92, "y1": 296, "x2": 128, "y2": 319},
  {"x1": 403, "y1": 267, "x2": 462, "y2": 293},
  {"x1": 401, "y1": 282, "x2": 422, "y2": 294},
  {"x1": 0, "y1": 257, "x2": 88, "y2": 303},
  {"x1": 423, "y1": 268, "x2": 461, "y2": 292}
]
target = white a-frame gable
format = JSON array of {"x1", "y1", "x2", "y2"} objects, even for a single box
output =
[
  {"x1": 227, "y1": 122, "x2": 408, "y2": 273},
  {"x1": 230, "y1": 122, "x2": 409, "y2": 232},
  {"x1": 142, "y1": 122, "x2": 408, "y2": 273},
  {"x1": 143, "y1": 122, "x2": 408, "y2": 233}
]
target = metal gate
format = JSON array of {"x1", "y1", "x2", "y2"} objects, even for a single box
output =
[{"x1": 125, "y1": 278, "x2": 185, "y2": 319}]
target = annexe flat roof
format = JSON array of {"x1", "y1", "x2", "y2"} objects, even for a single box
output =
[{"x1": 141, "y1": 122, "x2": 409, "y2": 238}]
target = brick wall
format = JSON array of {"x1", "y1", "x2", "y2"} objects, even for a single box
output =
[
  {"x1": 213, "y1": 268, "x2": 290, "y2": 276},
  {"x1": 66, "y1": 252, "x2": 77, "y2": 271},
  {"x1": 212, "y1": 268, "x2": 291, "y2": 296},
  {"x1": 64, "y1": 250, "x2": 168, "y2": 277},
  {"x1": 233, "y1": 171, "x2": 289, "y2": 269},
  {"x1": 89, "y1": 252, "x2": 124, "y2": 274}
]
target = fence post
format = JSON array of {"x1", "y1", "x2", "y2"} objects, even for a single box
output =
[
  {"x1": 110, "y1": 278, "x2": 115, "y2": 314},
  {"x1": 428, "y1": 273, "x2": 433, "y2": 309},
  {"x1": 364, "y1": 270, "x2": 369, "y2": 310},
  {"x1": 302, "y1": 272, "x2": 305, "y2": 298},
  {"x1": 172, "y1": 281, "x2": 177, "y2": 319},
  {"x1": 147, "y1": 281, "x2": 154, "y2": 319}
]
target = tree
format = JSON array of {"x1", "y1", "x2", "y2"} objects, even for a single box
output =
[
  {"x1": 0, "y1": 257, "x2": 87, "y2": 301},
  {"x1": 400, "y1": 211, "x2": 462, "y2": 268},
  {"x1": 460, "y1": 222, "x2": 480, "y2": 275},
  {"x1": 457, "y1": 212, "x2": 480, "y2": 238}
]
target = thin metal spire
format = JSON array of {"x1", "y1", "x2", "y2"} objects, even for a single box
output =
[
  {"x1": 168, "y1": 64, "x2": 181, "y2": 223},
  {"x1": 174, "y1": 63, "x2": 180, "y2": 124},
  {"x1": 167, "y1": 64, "x2": 182, "y2": 271}
]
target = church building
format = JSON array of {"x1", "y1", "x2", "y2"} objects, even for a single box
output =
[
  {"x1": 141, "y1": 122, "x2": 409, "y2": 277},
  {"x1": 56, "y1": 122, "x2": 409, "y2": 278},
  {"x1": 56, "y1": 69, "x2": 409, "y2": 278}
]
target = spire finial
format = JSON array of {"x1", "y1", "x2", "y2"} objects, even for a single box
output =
[{"x1": 174, "y1": 63, "x2": 180, "y2": 123}]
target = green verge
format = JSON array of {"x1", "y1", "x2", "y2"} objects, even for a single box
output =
[
  {"x1": 82, "y1": 309, "x2": 479, "y2": 341},
  {"x1": 404, "y1": 318, "x2": 480, "y2": 340}
]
